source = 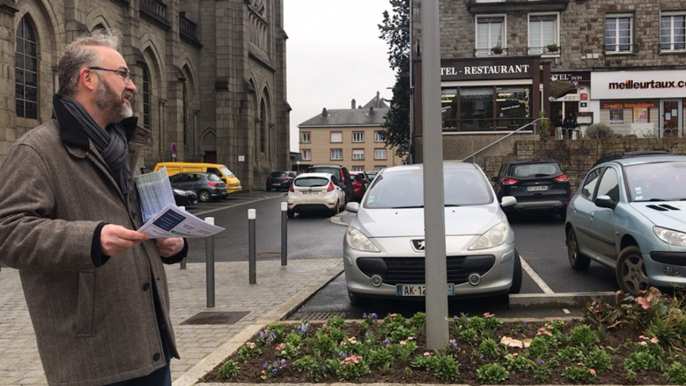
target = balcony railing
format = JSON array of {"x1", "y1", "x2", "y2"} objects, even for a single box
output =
[
  {"x1": 179, "y1": 13, "x2": 202, "y2": 47},
  {"x1": 474, "y1": 47, "x2": 509, "y2": 57},
  {"x1": 468, "y1": 0, "x2": 569, "y2": 13},
  {"x1": 528, "y1": 46, "x2": 562, "y2": 56},
  {"x1": 140, "y1": 0, "x2": 170, "y2": 29}
]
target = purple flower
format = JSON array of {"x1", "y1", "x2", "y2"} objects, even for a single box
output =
[
  {"x1": 383, "y1": 339, "x2": 390, "y2": 347},
  {"x1": 363, "y1": 313, "x2": 368, "y2": 319},
  {"x1": 339, "y1": 351, "x2": 346, "y2": 358},
  {"x1": 453, "y1": 315, "x2": 459, "y2": 321},
  {"x1": 263, "y1": 362, "x2": 268, "y2": 369},
  {"x1": 280, "y1": 359, "x2": 286, "y2": 367},
  {"x1": 271, "y1": 368, "x2": 278, "y2": 375},
  {"x1": 538, "y1": 359, "x2": 545, "y2": 365},
  {"x1": 522, "y1": 321, "x2": 528, "y2": 327},
  {"x1": 480, "y1": 354, "x2": 484, "y2": 359},
  {"x1": 370, "y1": 312, "x2": 378, "y2": 321},
  {"x1": 449, "y1": 339, "x2": 457, "y2": 348}
]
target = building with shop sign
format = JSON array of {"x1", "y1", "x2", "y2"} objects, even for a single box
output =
[
  {"x1": 1, "y1": 0, "x2": 290, "y2": 190},
  {"x1": 411, "y1": 0, "x2": 686, "y2": 161}
]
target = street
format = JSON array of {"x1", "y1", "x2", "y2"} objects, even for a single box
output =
[{"x1": 182, "y1": 192, "x2": 620, "y2": 320}]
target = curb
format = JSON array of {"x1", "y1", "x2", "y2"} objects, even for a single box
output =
[
  {"x1": 172, "y1": 262, "x2": 344, "y2": 386},
  {"x1": 509, "y1": 291, "x2": 616, "y2": 308},
  {"x1": 329, "y1": 211, "x2": 349, "y2": 226}
]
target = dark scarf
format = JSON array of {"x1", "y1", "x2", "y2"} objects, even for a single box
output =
[{"x1": 59, "y1": 96, "x2": 133, "y2": 195}]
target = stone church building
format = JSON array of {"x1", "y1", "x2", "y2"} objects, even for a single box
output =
[{"x1": 0, "y1": 0, "x2": 290, "y2": 190}]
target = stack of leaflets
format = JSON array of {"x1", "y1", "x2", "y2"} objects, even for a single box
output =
[{"x1": 134, "y1": 167, "x2": 225, "y2": 238}]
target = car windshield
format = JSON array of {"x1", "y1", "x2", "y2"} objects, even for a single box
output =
[
  {"x1": 208, "y1": 174, "x2": 222, "y2": 182},
  {"x1": 625, "y1": 161, "x2": 686, "y2": 202},
  {"x1": 219, "y1": 166, "x2": 234, "y2": 177},
  {"x1": 364, "y1": 168, "x2": 492, "y2": 208},
  {"x1": 294, "y1": 177, "x2": 329, "y2": 187},
  {"x1": 510, "y1": 163, "x2": 561, "y2": 178}
]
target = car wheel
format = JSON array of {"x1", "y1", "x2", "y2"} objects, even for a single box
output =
[
  {"x1": 348, "y1": 291, "x2": 371, "y2": 306},
  {"x1": 616, "y1": 246, "x2": 650, "y2": 296},
  {"x1": 266, "y1": 186, "x2": 271, "y2": 191},
  {"x1": 287, "y1": 209, "x2": 295, "y2": 219},
  {"x1": 566, "y1": 228, "x2": 591, "y2": 270},
  {"x1": 198, "y1": 190, "x2": 211, "y2": 203},
  {"x1": 509, "y1": 249, "x2": 522, "y2": 294}
]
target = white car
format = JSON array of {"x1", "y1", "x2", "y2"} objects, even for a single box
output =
[
  {"x1": 343, "y1": 162, "x2": 521, "y2": 305},
  {"x1": 287, "y1": 173, "x2": 346, "y2": 218}
]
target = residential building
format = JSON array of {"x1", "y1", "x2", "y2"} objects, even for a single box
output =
[
  {"x1": 411, "y1": 0, "x2": 686, "y2": 161},
  {"x1": 2, "y1": 0, "x2": 290, "y2": 190},
  {"x1": 297, "y1": 93, "x2": 405, "y2": 173}
]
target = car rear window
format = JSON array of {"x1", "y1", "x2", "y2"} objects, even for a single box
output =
[
  {"x1": 510, "y1": 163, "x2": 561, "y2": 178},
  {"x1": 271, "y1": 172, "x2": 287, "y2": 177},
  {"x1": 364, "y1": 169, "x2": 491, "y2": 208},
  {"x1": 295, "y1": 177, "x2": 330, "y2": 187},
  {"x1": 309, "y1": 167, "x2": 340, "y2": 178}
]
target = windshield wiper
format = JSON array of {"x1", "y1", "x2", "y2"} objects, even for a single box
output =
[
  {"x1": 444, "y1": 204, "x2": 463, "y2": 207},
  {"x1": 391, "y1": 205, "x2": 423, "y2": 209},
  {"x1": 634, "y1": 198, "x2": 666, "y2": 202}
]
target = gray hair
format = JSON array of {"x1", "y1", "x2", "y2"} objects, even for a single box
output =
[{"x1": 57, "y1": 29, "x2": 122, "y2": 96}]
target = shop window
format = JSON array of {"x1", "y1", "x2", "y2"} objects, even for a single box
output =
[
  {"x1": 301, "y1": 149, "x2": 311, "y2": 161},
  {"x1": 660, "y1": 13, "x2": 686, "y2": 52},
  {"x1": 374, "y1": 149, "x2": 387, "y2": 160},
  {"x1": 610, "y1": 108, "x2": 624, "y2": 124},
  {"x1": 633, "y1": 107, "x2": 649, "y2": 123},
  {"x1": 352, "y1": 149, "x2": 364, "y2": 160},
  {"x1": 476, "y1": 16, "x2": 505, "y2": 57},
  {"x1": 442, "y1": 87, "x2": 458, "y2": 130},
  {"x1": 374, "y1": 130, "x2": 384, "y2": 142},
  {"x1": 330, "y1": 132, "x2": 342, "y2": 143},
  {"x1": 460, "y1": 87, "x2": 494, "y2": 131},
  {"x1": 528, "y1": 14, "x2": 558, "y2": 55},
  {"x1": 300, "y1": 132, "x2": 311, "y2": 143},
  {"x1": 495, "y1": 87, "x2": 531, "y2": 130},
  {"x1": 605, "y1": 15, "x2": 633, "y2": 53},
  {"x1": 330, "y1": 149, "x2": 342, "y2": 160},
  {"x1": 352, "y1": 131, "x2": 364, "y2": 142}
]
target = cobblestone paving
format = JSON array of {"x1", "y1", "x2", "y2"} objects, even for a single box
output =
[{"x1": 0, "y1": 259, "x2": 343, "y2": 386}]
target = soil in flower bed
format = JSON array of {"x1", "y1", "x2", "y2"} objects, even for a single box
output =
[{"x1": 201, "y1": 315, "x2": 685, "y2": 385}]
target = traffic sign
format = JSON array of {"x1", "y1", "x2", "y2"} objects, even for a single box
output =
[{"x1": 171, "y1": 142, "x2": 177, "y2": 155}]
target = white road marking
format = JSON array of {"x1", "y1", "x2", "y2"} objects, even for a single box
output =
[
  {"x1": 190, "y1": 196, "x2": 283, "y2": 216},
  {"x1": 520, "y1": 257, "x2": 554, "y2": 294}
]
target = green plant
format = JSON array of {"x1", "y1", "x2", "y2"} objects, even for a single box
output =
[
  {"x1": 538, "y1": 110, "x2": 551, "y2": 139},
  {"x1": 562, "y1": 363, "x2": 597, "y2": 384},
  {"x1": 587, "y1": 348, "x2": 613, "y2": 373},
  {"x1": 625, "y1": 368, "x2": 638, "y2": 384},
  {"x1": 483, "y1": 312, "x2": 503, "y2": 330},
  {"x1": 284, "y1": 332, "x2": 302, "y2": 346},
  {"x1": 408, "y1": 312, "x2": 426, "y2": 332},
  {"x1": 266, "y1": 324, "x2": 286, "y2": 343},
  {"x1": 217, "y1": 360, "x2": 240, "y2": 380},
  {"x1": 526, "y1": 336, "x2": 550, "y2": 360},
  {"x1": 459, "y1": 328, "x2": 479, "y2": 345},
  {"x1": 533, "y1": 363, "x2": 552, "y2": 383},
  {"x1": 410, "y1": 351, "x2": 439, "y2": 370},
  {"x1": 505, "y1": 353, "x2": 534, "y2": 372},
  {"x1": 260, "y1": 359, "x2": 287, "y2": 380},
  {"x1": 664, "y1": 362, "x2": 686, "y2": 384},
  {"x1": 491, "y1": 45, "x2": 503, "y2": 53},
  {"x1": 635, "y1": 335, "x2": 665, "y2": 358},
  {"x1": 586, "y1": 123, "x2": 614, "y2": 139},
  {"x1": 434, "y1": 352, "x2": 460, "y2": 381},
  {"x1": 476, "y1": 363, "x2": 509, "y2": 383},
  {"x1": 337, "y1": 355, "x2": 371, "y2": 381},
  {"x1": 402, "y1": 366, "x2": 413, "y2": 380},
  {"x1": 389, "y1": 340, "x2": 417, "y2": 363},
  {"x1": 570, "y1": 324, "x2": 600, "y2": 347},
  {"x1": 314, "y1": 333, "x2": 337, "y2": 355},
  {"x1": 479, "y1": 337, "x2": 501, "y2": 358},
  {"x1": 556, "y1": 346, "x2": 586, "y2": 363},
  {"x1": 292, "y1": 355, "x2": 324, "y2": 381},
  {"x1": 546, "y1": 43, "x2": 559, "y2": 51},
  {"x1": 236, "y1": 342, "x2": 262, "y2": 360},
  {"x1": 326, "y1": 315, "x2": 347, "y2": 329},
  {"x1": 624, "y1": 351, "x2": 660, "y2": 372},
  {"x1": 274, "y1": 342, "x2": 299, "y2": 359},
  {"x1": 389, "y1": 327, "x2": 414, "y2": 343},
  {"x1": 367, "y1": 347, "x2": 394, "y2": 371}
]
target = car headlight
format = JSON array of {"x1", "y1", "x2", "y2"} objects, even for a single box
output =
[
  {"x1": 653, "y1": 226, "x2": 686, "y2": 247},
  {"x1": 173, "y1": 189, "x2": 188, "y2": 195},
  {"x1": 468, "y1": 222, "x2": 509, "y2": 251},
  {"x1": 345, "y1": 227, "x2": 380, "y2": 252}
]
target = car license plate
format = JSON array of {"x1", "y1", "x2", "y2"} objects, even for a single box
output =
[
  {"x1": 527, "y1": 185, "x2": 548, "y2": 192},
  {"x1": 396, "y1": 284, "x2": 454, "y2": 297}
]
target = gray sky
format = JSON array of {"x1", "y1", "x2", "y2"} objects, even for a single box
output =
[{"x1": 284, "y1": 1, "x2": 396, "y2": 152}]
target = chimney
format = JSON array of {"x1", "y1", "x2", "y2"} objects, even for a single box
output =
[
  {"x1": 321, "y1": 108, "x2": 327, "y2": 118},
  {"x1": 376, "y1": 91, "x2": 381, "y2": 107},
  {"x1": 351, "y1": 99, "x2": 356, "y2": 109},
  {"x1": 369, "y1": 106, "x2": 374, "y2": 115}
]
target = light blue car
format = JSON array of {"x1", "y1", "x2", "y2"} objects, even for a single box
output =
[{"x1": 565, "y1": 155, "x2": 686, "y2": 295}]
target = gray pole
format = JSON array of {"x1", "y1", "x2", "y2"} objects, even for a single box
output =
[
  {"x1": 421, "y1": 0, "x2": 449, "y2": 349},
  {"x1": 205, "y1": 217, "x2": 215, "y2": 308},
  {"x1": 248, "y1": 208, "x2": 256, "y2": 284},
  {"x1": 280, "y1": 202, "x2": 287, "y2": 266},
  {"x1": 179, "y1": 206, "x2": 187, "y2": 270}
]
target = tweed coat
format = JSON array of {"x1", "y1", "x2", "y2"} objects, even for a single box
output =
[{"x1": 0, "y1": 97, "x2": 182, "y2": 385}]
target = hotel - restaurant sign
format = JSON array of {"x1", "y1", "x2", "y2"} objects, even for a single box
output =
[{"x1": 441, "y1": 58, "x2": 533, "y2": 81}]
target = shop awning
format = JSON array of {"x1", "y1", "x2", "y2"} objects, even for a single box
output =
[{"x1": 550, "y1": 80, "x2": 577, "y2": 99}]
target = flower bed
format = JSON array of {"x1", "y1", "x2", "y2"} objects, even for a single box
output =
[{"x1": 202, "y1": 289, "x2": 686, "y2": 384}]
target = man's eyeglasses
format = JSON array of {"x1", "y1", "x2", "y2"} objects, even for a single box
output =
[{"x1": 88, "y1": 67, "x2": 133, "y2": 83}]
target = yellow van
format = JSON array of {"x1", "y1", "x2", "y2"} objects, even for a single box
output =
[{"x1": 153, "y1": 162, "x2": 242, "y2": 194}]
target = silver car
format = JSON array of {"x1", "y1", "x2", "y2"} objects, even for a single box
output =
[
  {"x1": 565, "y1": 155, "x2": 686, "y2": 295},
  {"x1": 343, "y1": 162, "x2": 522, "y2": 305}
]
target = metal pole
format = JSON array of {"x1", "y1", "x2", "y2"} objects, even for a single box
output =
[
  {"x1": 248, "y1": 209, "x2": 256, "y2": 284},
  {"x1": 281, "y1": 202, "x2": 288, "y2": 266},
  {"x1": 421, "y1": 0, "x2": 449, "y2": 350},
  {"x1": 179, "y1": 206, "x2": 187, "y2": 270},
  {"x1": 205, "y1": 217, "x2": 215, "y2": 308}
]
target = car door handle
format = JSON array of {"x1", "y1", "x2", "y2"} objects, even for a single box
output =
[{"x1": 590, "y1": 211, "x2": 594, "y2": 219}]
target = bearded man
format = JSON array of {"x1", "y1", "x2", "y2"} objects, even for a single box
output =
[{"x1": 0, "y1": 29, "x2": 186, "y2": 386}]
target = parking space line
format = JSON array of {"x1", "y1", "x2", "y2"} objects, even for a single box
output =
[
  {"x1": 520, "y1": 257, "x2": 554, "y2": 294},
  {"x1": 190, "y1": 196, "x2": 283, "y2": 216}
]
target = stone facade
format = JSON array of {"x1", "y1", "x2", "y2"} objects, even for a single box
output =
[{"x1": 0, "y1": 0, "x2": 290, "y2": 191}]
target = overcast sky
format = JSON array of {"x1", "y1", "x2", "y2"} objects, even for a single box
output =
[{"x1": 284, "y1": 1, "x2": 396, "y2": 152}]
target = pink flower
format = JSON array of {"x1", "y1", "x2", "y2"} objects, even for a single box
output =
[
  {"x1": 639, "y1": 335, "x2": 646, "y2": 339},
  {"x1": 340, "y1": 360, "x2": 345, "y2": 365},
  {"x1": 353, "y1": 357, "x2": 359, "y2": 363},
  {"x1": 408, "y1": 336, "x2": 414, "y2": 341},
  {"x1": 483, "y1": 312, "x2": 493, "y2": 317},
  {"x1": 540, "y1": 327, "x2": 546, "y2": 332},
  {"x1": 513, "y1": 353, "x2": 518, "y2": 356},
  {"x1": 590, "y1": 369, "x2": 596, "y2": 375},
  {"x1": 651, "y1": 337, "x2": 659, "y2": 344},
  {"x1": 281, "y1": 350, "x2": 286, "y2": 355},
  {"x1": 548, "y1": 325, "x2": 553, "y2": 329},
  {"x1": 424, "y1": 352, "x2": 431, "y2": 356},
  {"x1": 400, "y1": 340, "x2": 406, "y2": 345},
  {"x1": 639, "y1": 341, "x2": 647, "y2": 346},
  {"x1": 637, "y1": 297, "x2": 650, "y2": 309},
  {"x1": 390, "y1": 313, "x2": 397, "y2": 317}
]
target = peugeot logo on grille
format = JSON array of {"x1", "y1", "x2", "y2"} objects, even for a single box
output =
[{"x1": 411, "y1": 239, "x2": 425, "y2": 251}]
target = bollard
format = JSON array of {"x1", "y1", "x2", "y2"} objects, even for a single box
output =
[
  {"x1": 281, "y1": 202, "x2": 287, "y2": 266},
  {"x1": 205, "y1": 217, "x2": 215, "y2": 308},
  {"x1": 248, "y1": 209, "x2": 256, "y2": 284},
  {"x1": 179, "y1": 206, "x2": 187, "y2": 270}
]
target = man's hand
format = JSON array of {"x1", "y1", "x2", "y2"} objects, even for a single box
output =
[
  {"x1": 155, "y1": 238, "x2": 184, "y2": 258},
  {"x1": 101, "y1": 224, "x2": 150, "y2": 256}
]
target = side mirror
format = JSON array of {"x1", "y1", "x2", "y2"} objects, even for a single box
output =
[
  {"x1": 345, "y1": 202, "x2": 359, "y2": 213},
  {"x1": 501, "y1": 196, "x2": 517, "y2": 207},
  {"x1": 594, "y1": 195, "x2": 616, "y2": 209},
  {"x1": 491, "y1": 176, "x2": 498, "y2": 183}
]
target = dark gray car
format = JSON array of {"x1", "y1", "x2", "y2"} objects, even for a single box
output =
[
  {"x1": 266, "y1": 171, "x2": 296, "y2": 191},
  {"x1": 169, "y1": 172, "x2": 227, "y2": 202}
]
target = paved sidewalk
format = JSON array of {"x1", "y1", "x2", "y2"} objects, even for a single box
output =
[{"x1": 0, "y1": 259, "x2": 343, "y2": 386}]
